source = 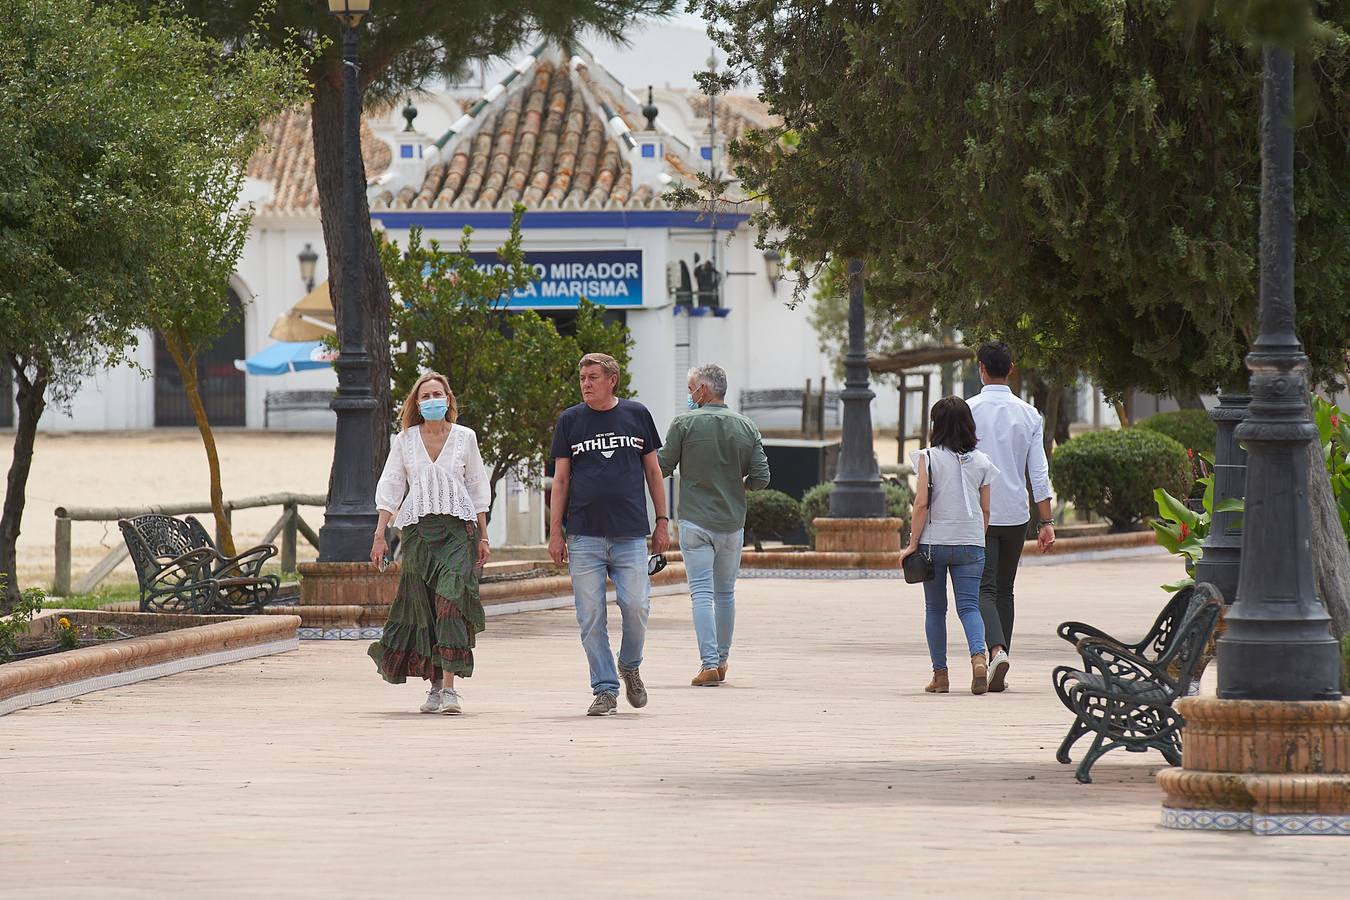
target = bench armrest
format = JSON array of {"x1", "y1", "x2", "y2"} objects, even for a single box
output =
[{"x1": 212, "y1": 543, "x2": 277, "y2": 578}]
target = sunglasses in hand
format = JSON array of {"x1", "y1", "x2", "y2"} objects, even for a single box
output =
[{"x1": 647, "y1": 553, "x2": 667, "y2": 576}]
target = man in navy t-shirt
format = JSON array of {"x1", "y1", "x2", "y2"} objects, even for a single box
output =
[{"x1": 549, "y1": 352, "x2": 670, "y2": 716}]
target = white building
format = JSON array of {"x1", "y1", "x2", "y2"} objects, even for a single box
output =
[{"x1": 3, "y1": 41, "x2": 931, "y2": 543}]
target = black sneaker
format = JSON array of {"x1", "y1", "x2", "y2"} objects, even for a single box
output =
[
  {"x1": 619, "y1": 667, "x2": 648, "y2": 708},
  {"x1": 587, "y1": 693, "x2": 618, "y2": 716}
]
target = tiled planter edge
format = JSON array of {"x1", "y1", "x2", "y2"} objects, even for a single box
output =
[{"x1": 0, "y1": 614, "x2": 300, "y2": 717}]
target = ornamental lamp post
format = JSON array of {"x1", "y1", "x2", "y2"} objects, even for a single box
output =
[
  {"x1": 1157, "y1": 43, "x2": 1349, "y2": 837},
  {"x1": 827, "y1": 258, "x2": 887, "y2": 519},
  {"x1": 297, "y1": 243, "x2": 318, "y2": 294},
  {"x1": 317, "y1": 0, "x2": 379, "y2": 563},
  {"x1": 1215, "y1": 47, "x2": 1341, "y2": 703}
]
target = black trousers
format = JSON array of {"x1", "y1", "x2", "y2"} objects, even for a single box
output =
[{"x1": 980, "y1": 524, "x2": 1026, "y2": 650}]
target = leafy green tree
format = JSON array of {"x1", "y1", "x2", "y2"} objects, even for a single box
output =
[
  {"x1": 379, "y1": 206, "x2": 633, "y2": 511},
  {"x1": 689, "y1": 0, "x2": 1349, "y2": 400},
  {"x1": 0, "y1": 0, "x2": 308, "y2": 606},
  {"x1": 146, "y1": 0, "x2": 676, "y2": 478}
]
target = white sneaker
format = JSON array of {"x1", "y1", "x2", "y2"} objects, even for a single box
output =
[
  {"x1": 989, "y1": 650, "x2": 1010, "y2": 693},
  {"x1": 439, "y1": 689, "x2": 463, "y2": 715},
  {"x1": 419, "y1": 688, "x2": 442, "y2": 713}
]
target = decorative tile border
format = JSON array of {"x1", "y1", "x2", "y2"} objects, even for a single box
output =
[
  {"x1": 1161, "y1": 807, "x2": 1252, "y2": 831},
  {"x1": 1253, "y1": 815, "x2": 1350, "y2": 836},
  {"x1": 1162, "y1": 807, "x2": 1350, "y2": 836},
  {"x1": 738, "y1": 568, "x2": 902, "y2": 580},
  {"x1": 0, "y1": 636, "x2": 298, "y2": 717}
]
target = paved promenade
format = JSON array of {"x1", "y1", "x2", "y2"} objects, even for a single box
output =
[{"x1": 2, "y1": 554, "x2": 1345, "y2": 898}]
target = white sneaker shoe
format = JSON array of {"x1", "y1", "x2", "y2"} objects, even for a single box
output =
[
  {"x1": 419, "y1": 688, "x2": 442, "y2": 713},
  {"x1": 439, "y1": 689, "x2": 463, "y2": 715},
  {"x1": 989, "y1": 650, "x2": 1010, "y2": 693}
]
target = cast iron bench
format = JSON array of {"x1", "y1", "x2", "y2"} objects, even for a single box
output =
[
  {"x1": 264, "y1": 390, "x2": 333, "y2": 428},
  {"x1": 740, "y1": 388, "x2": 841, "y2": 426},
  {"x1": 118, "y1": 514, "x2": 280, "y2": 614},
  {"x1": 1051, "y1": 583, "x2": 1222, "y2": 784}
]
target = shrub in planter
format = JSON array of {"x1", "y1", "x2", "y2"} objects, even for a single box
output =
[
  {"x1": 1050, "y1": 428, "x2": 1190, "y2": 530},
  {"x1": 800, "y1": 480, "x2": 914, "y2": 547},
  {"x1": 744, "y1": 490, "x2": 802, "y2": 551},
  {"x1": 1138, "y1": 409, "x2": 1217, "y2": 455}
]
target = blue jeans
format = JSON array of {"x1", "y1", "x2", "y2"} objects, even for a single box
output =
[
  {"x1": 920, "y1": 544, "x2": 988, "y2": 670},
  {"x1": 678, "y1": 520, "x2": 743, "y2": 668},
  {"x1": 567, "y1": 535, "x2": 650, "y2": 696}
]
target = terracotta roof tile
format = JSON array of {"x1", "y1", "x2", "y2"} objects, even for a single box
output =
[
  {"x1": 247, "y1": 107, "x2": 392, "y2": 213},
  {"x1": 381, "y1": 61, "x2": 651, "y2": 211},
  {"x1": 681, "y1": 92, "x2": 781, "y2": 140}
]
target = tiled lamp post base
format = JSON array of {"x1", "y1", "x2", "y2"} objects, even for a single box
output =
[
  {"x1": 296, "y1": 561, "x2": 399, "y2": 640},
  {"x1": 1157, "y1": 698, "x2": 1350, "y2": 835},
  {"x1": 812, "y1": 518, "x2": 904, "y2": 554}
]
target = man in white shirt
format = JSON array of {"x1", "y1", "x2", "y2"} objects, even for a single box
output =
[{"x1": 966, "y1": 341, "x2": 1055, "y2": 692}]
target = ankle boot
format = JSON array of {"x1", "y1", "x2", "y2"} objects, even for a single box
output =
[
  {"x1": 971, "y1": 653, "x2": 989, "y2": 695},
  {"x1": 925, "y1": 669, "x2": 949, "y2": 693}
]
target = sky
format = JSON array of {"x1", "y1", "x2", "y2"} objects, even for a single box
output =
[{"x1": 452, "y1": 14, "x2": 755, "y2": 94}]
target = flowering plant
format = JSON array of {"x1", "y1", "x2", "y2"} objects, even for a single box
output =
[
  {"x1": 56, "y1": 616, "x2": 78, "y2": 650},
  {"x1": 1151, "y1": 453, "x2": 1244, "y2": 592},
  {"x1": 1313, "y1": 396, "x2": 1350, "y2": 550}
]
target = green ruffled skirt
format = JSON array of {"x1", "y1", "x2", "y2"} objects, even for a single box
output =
[{"x1": 368, "y1": 514, "x2": 484, "y2": 683}]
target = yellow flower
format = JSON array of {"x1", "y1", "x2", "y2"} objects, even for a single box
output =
[{"x1": 58, "y1": 617, "x2": 71, "y2": 629}]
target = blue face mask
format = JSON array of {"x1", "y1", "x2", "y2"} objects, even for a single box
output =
[
  {"x1": 419, "y1": 398, "x2": 449, "y2": 421},
  {"x1": 687, "y1": 393, "x2": 699, "y2": 410}
]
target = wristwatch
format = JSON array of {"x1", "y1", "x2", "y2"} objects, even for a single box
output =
[{"x1": 1039, "y1": 519, "x2": 1055, "y2": 528}]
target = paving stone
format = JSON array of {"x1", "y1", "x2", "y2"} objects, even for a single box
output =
[{"x1": 1, "y1": 555, "x2": 1344, "y2": 897}]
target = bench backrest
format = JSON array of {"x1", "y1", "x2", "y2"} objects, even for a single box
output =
[
  {"x1": 1158, "y1": 583, "x2": 1223, "y2": 694},
  {"x1": 117, "y1": 514, "x2": 214, "y2": 580},
  {"x1": 1142, "y1": 587, "x2": 1196, "y2": 659},
  {"x1": 265, "y1": 390, "x2": 334, "y2": 409}
]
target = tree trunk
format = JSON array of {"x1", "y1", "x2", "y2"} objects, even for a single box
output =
[
  {"x1": 1176, "y1": 390, "x2": 1207, "y2": 411},
  {"x1": 311, "y1": 71, "x2": 393, "y2": 485},
  {"x1": 1, "y1": 356, "x2": 48, "y2": 611},
  {"x1": 161, "y1": 332, "x2": 236, "y2": 557},
  {"x1": 1308, "y1": 437, "x2": 1350, "y2": 639}
]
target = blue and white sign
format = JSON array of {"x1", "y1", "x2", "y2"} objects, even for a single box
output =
[{"x1": 469, "y1": 248, "x2": 643, "y2": 309}]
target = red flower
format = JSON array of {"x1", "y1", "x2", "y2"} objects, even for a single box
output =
[
  {"x1": 1187, "y1": 447, "x2": 1194, "y2": 459},
  {"x1": 1333, "y1": 414, "x2": 1341, "y2": 428},
  {"x1": 1180, "y1": 523, "x2": 1191, "y2": 540}
]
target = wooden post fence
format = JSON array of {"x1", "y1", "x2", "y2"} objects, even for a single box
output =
[{"x1": 52, "y1": 493, "x2": 326, "y2": 596}]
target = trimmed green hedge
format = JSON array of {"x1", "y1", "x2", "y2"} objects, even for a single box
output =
[
  {"x1": 1138, "y1": 409, "x2": 1216, "y2": 455},
  {"x1": 800, "y1": 479, "x2": 915, "y2": 547},
  {"x1": 744, "y1": 490, "x2": 802, "y2": 550},
  {"x1": 1051, "y1": 428, "x2": 1190, "y2": 530}
]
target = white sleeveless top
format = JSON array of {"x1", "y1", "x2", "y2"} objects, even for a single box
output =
[
  {"x1": 909, "y1": 446, "x2": 998, "y2": 547},
  {"x1": 375, "y1": 424, "x2": 491, "y2": 529}
]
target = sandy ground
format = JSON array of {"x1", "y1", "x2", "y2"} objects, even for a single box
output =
[
  {"x1": 1, "y1": 428, "x2": 916, "y2": 592},
  {"x1": 2, "y1": 430, "x2": 334, "y2": 588},
  {"x1": 3, "y1": 555, "x2": 1344, "y2": 897}
]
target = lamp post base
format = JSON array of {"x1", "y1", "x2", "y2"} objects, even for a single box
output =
[{"x1": 1157, "y1": 696, "x2": 1350, "y2": 835}]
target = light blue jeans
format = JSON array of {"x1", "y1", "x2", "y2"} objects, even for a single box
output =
[
  {"x1": 920, "y1": 543, "x2": 988, "y2": 670},
  {"x1": 567, "y1": 535, "x2": 650, "y2": 696},
  {"x1": 678, "y1": 520, "x2": 744, "y2": 668}
]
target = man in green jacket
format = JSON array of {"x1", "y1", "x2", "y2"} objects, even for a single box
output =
[{"x1": 659, "y1": 364, "x2": 771, "y2": 686}]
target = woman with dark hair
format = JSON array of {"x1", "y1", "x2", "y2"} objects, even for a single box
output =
[{"x1": 901, "y1": 396, "x2": 998, "y2": 695}]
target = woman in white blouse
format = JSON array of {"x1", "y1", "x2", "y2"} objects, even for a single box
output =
[
  {"x1": 901, "y1": 397, "x2": 998, "y2": 696},
  {"x1": 367, "y1": 372, "x2": 491, "y2": 715}
]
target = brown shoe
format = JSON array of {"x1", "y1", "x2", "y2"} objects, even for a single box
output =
[
  {"x1": 717, "y1": 662, "x2": 728, "y2": 682},
  {"x1": 971, "y1": 653, "x2": 989, "y2": 695},
  {"x1": 925, "y1": 669, "x2": 949, "y2": 693},
  {"x1": 691, "y1": 667, "x2": 721, "y2": 687}
]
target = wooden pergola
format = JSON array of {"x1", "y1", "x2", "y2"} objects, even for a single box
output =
[{"x1": 867, "y1": 345, "x2": 974, "y2": 461}]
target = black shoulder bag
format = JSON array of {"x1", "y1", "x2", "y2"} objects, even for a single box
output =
[{"x1": 903, "y1": 450, "x2": 937, "y2": 584}]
